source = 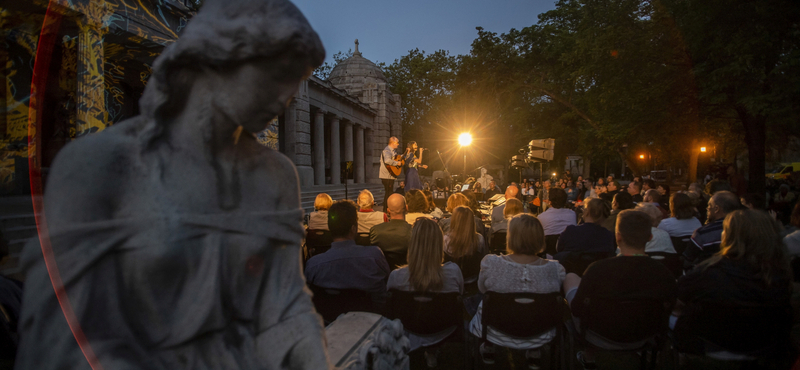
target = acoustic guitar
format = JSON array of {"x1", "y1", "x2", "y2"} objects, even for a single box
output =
[{"x1": 385, "y1": 154, "x2": 405, "y2": 177}]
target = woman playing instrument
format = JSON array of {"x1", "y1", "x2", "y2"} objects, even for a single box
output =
[{"x1": 404, "y1": 141, "x2": 427, "y2": 191}]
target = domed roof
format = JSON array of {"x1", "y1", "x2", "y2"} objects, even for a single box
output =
[{"x1": 328, "y1": 39, "x2": 386, "y2": 85}]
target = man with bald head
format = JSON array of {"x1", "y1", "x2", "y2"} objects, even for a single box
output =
[
  {"x1": 683, "y1": 190, "x2": 742, "y2": 271},
  {"x1": 490, "y1": 185, "x2": 521, "y2": 232},
  {"x1": 369, "y1": 193, "x2": 413, "y2": 270},
  {"x1": 644, "y1": 189, "x2": 669, "y2": 220}
]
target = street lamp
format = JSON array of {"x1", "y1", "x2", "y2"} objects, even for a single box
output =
[
  {"x1": 458, "y1": 133, "x2": 472, "y2": 178},
  {"x1": 639, "y1": 154, "x2": 645, "y2": 159}
]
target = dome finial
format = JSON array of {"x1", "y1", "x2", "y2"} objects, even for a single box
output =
[{"x1": 354, "y1": 39, "x2": 361, "y2": 56}]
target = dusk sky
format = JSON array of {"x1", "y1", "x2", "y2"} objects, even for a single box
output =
[{"x1": 291, "y1": 0, "x2": 558, "y2": 66}]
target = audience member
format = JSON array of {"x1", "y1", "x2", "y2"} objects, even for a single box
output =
[
  {"x1": 657, "y1": 184, "x2": 670, "y2": 205},
  {"x1": 556, "y1": 198, "x2": 615, "y2": 255},
  {"x1": 370, "y1": 194, "x2": 413, "y2": 270},
  {"x1": 404, "y1": 189, "x2": 434, "y2": 225},
  {"x1": 688, "y1": 182, "x2": 710, "y2": 223},
  {"x1": 643, "y1": 189, "x2": 669, "y2": 220},
  {"x1": 602, "y1": 192, "x2": 634, "y2": 232},
  {"x1": 627, "y1": 181, "x2": 644, "y2": 203},
  {"x1": 305, "y1": 200, "x2": 390, "y2": 299},
  {"x1": 683, "y1": 191, "x2": 741, "y2": 271},
  {"x1": 658, "y1": 193, "x2": 702, "y2": 238},
  {"x1": 491, "y1": 186, "x2": 520, "y2": 232},
  {"x1": 600, "y1": 180, "x2": 620, "y2": 203},
  {"x1": 444, "y1": 207, "x2": 487, "y2": 281},
  {"x1": 705, "y1": 179, "x2": 731, "y2": 196},
  {"x1": 635, "y1": 203, "x2": 676, "y2": 253},
  {"x1": 438, "y1": 193, "x2": 483, "y2": 234},
  {"x1": 356, "y1": 189, "x2": 387, "y2": 233},
  {"x1": 485, "y1": 180, "x2": 502, "y2": 199},
  {"x1": 575, "y1": 181, "x2": 587, "y2": 201},
  {"x1": 566, "y1": 181, "x2": 578, "y2": 202},
  {"x1": 562, "y1": 210, "x2": 677, "y2": 366},
  {"x1": 469, "y1": 214, "x2": 566, "y2": 366},
  {"x1": 783, "y1": 203, "x2": 800, "y2": 257},
  {"x1": 642, "y1": 179, "x2": 656, "y2": 193},
  {"x1": 491, "y1": 198, "x2": 524, "y2": 234},
  {"x1": 672, "y1": 209, "x2": 792, "y2": 355},
  {"x1": 740, "y1": 193, "x2": 766, "y2": 211},
  {"x1": 537, "y1": 188, "x2": 577, "y2": 237},
  {"x1": 394, "y1": 181, "x2": 406, "y2": 195},
  {"x1": 308, "y1": 193, "x2": 333, "y2": 230},
  {"x1": 387, "y1": 218, "x2": 463, "y2": 358},
  {"x1": 537, "y1": 180, "x2": 552, "y2": 212},
  {"x1": 422, "y1": 190, "x2": 444, "y2": 219}
]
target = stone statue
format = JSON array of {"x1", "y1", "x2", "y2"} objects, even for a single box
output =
[{"x1": 15, "y1": 0, "x2": 330, "y2": 368}]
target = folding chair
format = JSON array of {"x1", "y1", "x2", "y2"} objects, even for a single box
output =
[
  {"x1": 544, "y1": 235, "x2": 561, "y2": 256},
  {"x1": 355, "y1": 232, "x2": 371, "y2": 246},
  {"x1": 488, "y1": 231, "x2": 507, "y2": 255},
  {"x1": 308, "y1": 284, "x2": 376, "y2": 324},
  {"x1": 669, "y1": 235, "x2": 692, "y2": 257},
  {"x1": 574, "y1": 297, "x2": 673, "y2": 370},
  {"x1": 555, "y1": 251, "x2": 614, "y2": 276},
  {"x1": 647, "y1": 252, "x2": 681, "y2": 278},
  {"x1": 386, "y1": 290, "x2": 467, "y2": 368},
  {"x1": 478, "y1": 292, "x2": 572, "y2": 369},
  {"x1": 305, "y1": 229, "x2": 333, "y2": 258}
]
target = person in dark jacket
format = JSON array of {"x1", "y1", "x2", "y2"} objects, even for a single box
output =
[{"x1": 370, "y1": 194, "x2": 412, "y2": 270}]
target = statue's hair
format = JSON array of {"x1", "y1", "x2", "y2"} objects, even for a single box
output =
[{"x1": 139, "y1": 0, "x2": 325, "y2": 139}]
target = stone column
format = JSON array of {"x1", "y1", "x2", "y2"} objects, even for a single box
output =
[
  {"x1": 330, "y1": 116, "x2": 341, "y2": 185},
  {"x1": 313, "y1": 110, "x2": 326, "y2": 185},
  {"x1": 343, "y1": 121, "x2": 354, "y2": 184},
  {"x1": 365, "y1": 128, "x2": 374, "y2": 184},
  {"x1": 355, "y1": 125, "x2": 365, "y2": 184},
  {"x1": 283, "y1": 100, "x2": 297, "y2": 163}
]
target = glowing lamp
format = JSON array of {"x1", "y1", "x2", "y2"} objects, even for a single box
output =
[
  {"x1": 552, "y1": 173, "x2": 557, "y2": 177},
  {"x1": 700, "y1": 147, "x2": 707, "y2": 152},
  {"x1": 639, "y1": 154, "x2": 645, "y2": 159},
  {"x1": 458, "y1": 133, "x2": 472, "y2": 146}
]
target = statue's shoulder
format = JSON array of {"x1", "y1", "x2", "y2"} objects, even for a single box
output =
[{"x1": 51, "y1": 117, "x2": 143, "y2": 173}]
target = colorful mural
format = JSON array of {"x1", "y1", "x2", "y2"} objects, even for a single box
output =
[{"x1": 1, "y1": 0, "x2": 196, "y2": 195}]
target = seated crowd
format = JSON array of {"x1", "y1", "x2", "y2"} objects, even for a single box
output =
[{"x1": 301, "y1": 174, "x2": 796, "y2": 368}]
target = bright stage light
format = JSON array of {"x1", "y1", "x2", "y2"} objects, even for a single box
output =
[
  {"x1": 458, "y1": 133, "x2": 472, "y2": 147},
  {"x1": 639, "y1": 154, "x2": 645, "y2": 159},
  {"x1": 552, "y1": 173, "x2": 556, "y2": 177},
  {"x1": 700, "y1": 147, "x2": 707, "y2": 152}
]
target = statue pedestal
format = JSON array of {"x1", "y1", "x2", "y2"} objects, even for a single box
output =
[{"x1": 326, "y1": 312, "x2": 409, "y2": 370}]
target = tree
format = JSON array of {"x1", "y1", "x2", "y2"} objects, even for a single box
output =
[
  {"x1": 664, "y1": 0, "x2": 800, "y2": 195},
  {"x1": 313, "y1": 49, "x2": 353, "y2": 80}
]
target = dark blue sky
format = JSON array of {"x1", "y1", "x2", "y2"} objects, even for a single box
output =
[{"x1": 291, "y1": 0, "x2": 557, "y2": 66}]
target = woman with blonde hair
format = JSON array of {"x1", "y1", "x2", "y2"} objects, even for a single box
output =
[
  {"x1": 439, "y1": 193, "x2": 484, "y2": 234},
  {"x1": 307, "y1": 193, "x2": 333, "y2": 230},
  {"x1": 356, "y1": 189, "x2": 387, "y2": 233},
  {"x1": 444, "y1": 206, "x2": 487, "y2": 280},
  {"x1": 469, "y1": 213, "x2": 566, "y2": 366},
  {"x1": 387, "y1": 218, "x2": 464, "y2": 359},
  {"x1": 423, "y1": 190, "x2": 443, "y2": 219},
  {"x1": 672, "y1": 209, "x2": 792, "y2": 355},
  {"x1": 492, "y1": 198, "x2": 524, "y2": 234}
]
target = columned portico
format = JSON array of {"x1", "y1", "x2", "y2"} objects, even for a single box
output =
[
  {"x1": 330, "y1": 116, "x2": 341, "y2": 184},
  {"x1": 343, "y1": 121, "x2": 354, "y2": 184},
  {"x1": 313, "y1": 110, "x2": 326, "y2": 185},
  {"x1": 355, "y1": 126, "x2": 365, "y2": 183}
]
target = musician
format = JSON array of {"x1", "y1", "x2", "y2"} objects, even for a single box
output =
[
  {"x1": 403, "y1": 141, "x2": 428, "y2": 191},
  {"x1": 380, "y1": 137, "x2": 403, "y2": 203}
]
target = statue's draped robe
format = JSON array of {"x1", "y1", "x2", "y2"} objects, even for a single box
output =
[{"x1": 15, "y1": 210, "x2": 326, "y2": 369}]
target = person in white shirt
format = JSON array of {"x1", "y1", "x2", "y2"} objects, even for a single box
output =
[
  {"x1": 657, "y1": 193, "x2": 702, "y2": 238},
  {"x1": 404, "y1": 189, "x2": 435, "y2": 225},
  {"x1": 537, "y1": 188, "x2": 577, "y2": 236},
  {"x1": 634, "y1": 203, "x2": 676, "y2": 253},
  {"x1": 356, "y1": 189, "x2": 387, "y2": 233},
  {"x1": 308, "y1": 193, "x2": 333, "y2": 230}
]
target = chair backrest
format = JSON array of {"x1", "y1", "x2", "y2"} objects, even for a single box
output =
[
  {"x1": 791, "y1": 257, "x2": 800, "y2": 283},
  {"x1": 355, "y1": 233, "x2": 371, "y2": 246},
  {"x1": 687, "y1": 301, "x2": 792, "y2": 354},
  {"x1": 647, "y1": 252, "x2": 681, "y2": 278},
  {"x1": 482, "y1": 292, "x2": 564, "y2": 340},
  {"x1": 386, "y1": 290, "x2": 461, "y2": 335},
  {"x1": 489, "y1": 231, "x2": 507, "y2": 254},
  {"x1": 580, "y1": 296, "x2": 672, "y2": 344},
  {"x1": 560, "y1": 251, "x2": 614, "y2": 276},
  {"x1": 306, "y1": 229, "x2": 333, "y2": 257},
  {"x1": 669, "y1": 235, "x2": 692, "y2": 256},
  {"x1": 544, "y1": 235, "x2": 561, "y2": 255},
  {"x1": 309, "y1": 284, "x2": 375, "y2": 324}
]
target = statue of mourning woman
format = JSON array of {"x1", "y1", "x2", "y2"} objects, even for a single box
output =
[{"x1": 15, "y1": 0, "x2": 334, "y2": 368}]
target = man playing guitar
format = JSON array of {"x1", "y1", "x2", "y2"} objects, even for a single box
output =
[{"x1": 379, "y1": 137, "x2": 403, "y2": 204}]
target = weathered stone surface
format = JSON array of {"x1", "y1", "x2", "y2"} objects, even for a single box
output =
[{"x1": 15, "y1": 0, "x2": 332, "y2": 369}]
